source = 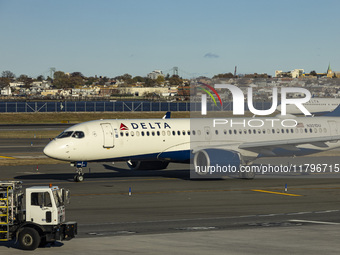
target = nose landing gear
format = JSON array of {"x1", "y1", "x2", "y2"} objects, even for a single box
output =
[
  {"x1": 71, "y1": 162, "x2": 87, "y2": 182},
  {"x1": 74, "y1": 168, "x2": 84, "y2": 182}
]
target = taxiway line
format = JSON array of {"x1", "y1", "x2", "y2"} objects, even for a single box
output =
[{"x1": 252, "y1": 189, "x2": 302, "y2": 197}]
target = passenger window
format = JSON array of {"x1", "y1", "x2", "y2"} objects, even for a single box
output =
[
  {"x1": 182, "y1": 130, "x2": 186, "y2": 135},
  {"x1": 192, "y1": 130, "x2": 196, "y2": 135},
  {"x1": 141, "y1": 131, "x2": 145, "y2": 136},
  {"x1": 120, "y1": 132, "x2": 124, "y2": 137},
  {"x1": 177, "y1": 131, "x2": 181, "y2": 136},
  {"x1": 172, "y1": 131, "x2": 176, "y2": 136}
]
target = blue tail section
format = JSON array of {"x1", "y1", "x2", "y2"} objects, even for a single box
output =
[
  {"x1": 323, "y1": 105, "x2": 340, "y2": 117},
  {"x1": 163, "y1": 112, "x2": 171, "y2": 119}
]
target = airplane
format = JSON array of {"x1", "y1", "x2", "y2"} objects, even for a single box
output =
[
  {"x1": 43, "y1": 110, "x2": 340, "y2": 182},
  {"x1": 277, "y1": 98, "x2": 340, "y2": 115}
]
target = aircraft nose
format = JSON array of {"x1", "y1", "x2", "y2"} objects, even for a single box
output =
[{"x1": 43, "y1": 142, "x2": 55, "y2": 158}]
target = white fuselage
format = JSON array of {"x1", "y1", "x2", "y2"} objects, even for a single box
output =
[
  {"x1": 277, "y1": 98, "x2": 340, "y2": 115},
  {"x1": 43, "y1": 116, "x2": 340, "y2": 163}
]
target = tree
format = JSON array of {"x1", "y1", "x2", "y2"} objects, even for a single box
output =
[
  {"x1": 213, "y1": 73, "x2": 234, "y2": 79},
  {"x1": 310, "y1": 70, "x2": 317, "y2": 76},
  {"x1": 168, "y1": 75, "x2": 182, "y2": 85},
  {"x1": 133, "y1": 76, "x2": 144, "y2": 83},
  {"x1": 1, "y1": 70, "x2": 15, "y2": 79},
  {"x1": 53, "y1": 71, "x2": 67, "y2": 80},
  {"x1": 156, "y1": 75, "x2": 165, "y2": 85},
  {"x1": 0, "y1": 78, "x2": 10, "y2": 88},
  {"x1": 71, "y1": 72, "x2": 84, "y2": 78},
  {"x1": 144, "y1": 78, "x2": 156, "y2": 87},
  {"x1": 36, "y1": 75, "x2": 45, "y2": 81},
  {"x1": 18, "y1": 74, "x2": 33, "y2": 88}
]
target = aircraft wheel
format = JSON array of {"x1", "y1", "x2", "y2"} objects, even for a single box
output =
[
  {"x1": 239, "y1": 169, "x2": 256, "y2": 179},
  {"x1": 74, "y1": 174, "x2": 84, "y2": 182}
]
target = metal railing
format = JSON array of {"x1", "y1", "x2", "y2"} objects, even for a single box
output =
[{"x1": 0, "y1": 101, "x2": 272, "y2": 113}]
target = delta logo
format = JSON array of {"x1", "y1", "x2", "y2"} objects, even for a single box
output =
[
  {"x1": 120, "y1": 123, "x2": 129, "y2": 130},
  {"x1": 120, "y1": 122, "x2": 171, "y2": 130}
]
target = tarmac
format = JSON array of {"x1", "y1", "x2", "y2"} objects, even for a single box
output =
[{"x1": 0, "y1": 129, "x2": 340, "y2": 254}]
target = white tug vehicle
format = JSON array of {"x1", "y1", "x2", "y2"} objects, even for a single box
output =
[{"x1": 0, "y1": 181, "x2": 77, "y2": 250}]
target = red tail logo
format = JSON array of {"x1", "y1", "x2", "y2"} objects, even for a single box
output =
[{"x1": 120, "y1": 123, "x2": 128, "y2": 130}]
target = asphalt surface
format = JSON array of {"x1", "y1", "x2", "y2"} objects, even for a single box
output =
[{"x1": 0, "y1": 130, "x2": 340, "y2": 254}]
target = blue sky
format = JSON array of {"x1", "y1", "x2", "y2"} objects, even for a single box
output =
[{"x1": 1, "y1": 0, "x2": 339, "y2": 78}]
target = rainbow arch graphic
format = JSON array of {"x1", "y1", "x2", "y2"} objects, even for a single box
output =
[{"x1": 197, "y1": 82, "x2": 223, "y2": 107}]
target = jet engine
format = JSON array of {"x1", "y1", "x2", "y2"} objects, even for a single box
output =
[
  {"x1": 192, "y1": 149, "x2": 241, "y2": 178},
  {"x1": 127, "y1": 160, "x2": 169, "y2": 170}
]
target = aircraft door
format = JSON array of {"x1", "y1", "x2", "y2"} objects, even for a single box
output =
[
  {"x1": 328, "y1": 121, "x2": 338, "y2": 135},
  {"x1": 101, "y1": 123, "x2": 114, "y2": 148}
]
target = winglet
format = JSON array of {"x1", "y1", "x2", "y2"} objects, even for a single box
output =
[{"x1": 162, "y1": 112, "x2": 171, "y2": 119}]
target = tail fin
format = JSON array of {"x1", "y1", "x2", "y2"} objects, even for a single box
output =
[
  {"x1": 162, "y1": 112, "x2": 171, "y2": 119},
  {"x1": 323, "y1": 105, "x2": 340, "y2": 117}
]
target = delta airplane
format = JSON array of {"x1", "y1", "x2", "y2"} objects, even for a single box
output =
[
  {"x1": 277, "y1": 98, "x2": 340, "y2": 115},
  {"x1": 43, "y1": 110, "x2": 340, "y2": 182}
]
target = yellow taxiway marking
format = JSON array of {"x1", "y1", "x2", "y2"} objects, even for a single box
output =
[
  {"x1": 0, "y1": 156, "x2": 16, "y2": 159},
  {"x1": 252, "y1": 189, "x2": 302, "y2": 197}
]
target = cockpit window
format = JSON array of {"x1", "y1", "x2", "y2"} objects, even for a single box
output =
[
  {"x1": 56, "y1": 131, "x2": 73, "y2": 139},
  {"x1": 72, "y1": 131, "x2": 85, "y2": 139}
]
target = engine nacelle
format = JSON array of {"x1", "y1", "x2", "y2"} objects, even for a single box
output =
[
  {"x1": 192, "y1": 149, "x2": 241, "y2": 178},
  {"x1": 127, "y1": 160, "x2": 169, "y2": 170}
]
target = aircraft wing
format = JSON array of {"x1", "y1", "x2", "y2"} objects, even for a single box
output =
[
  {"x1": 238, "y1": 135, "x2": 340, "y2": 156},
  {"x1": 192, "y1": 135, "x2": 340, "y2": 158}
]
